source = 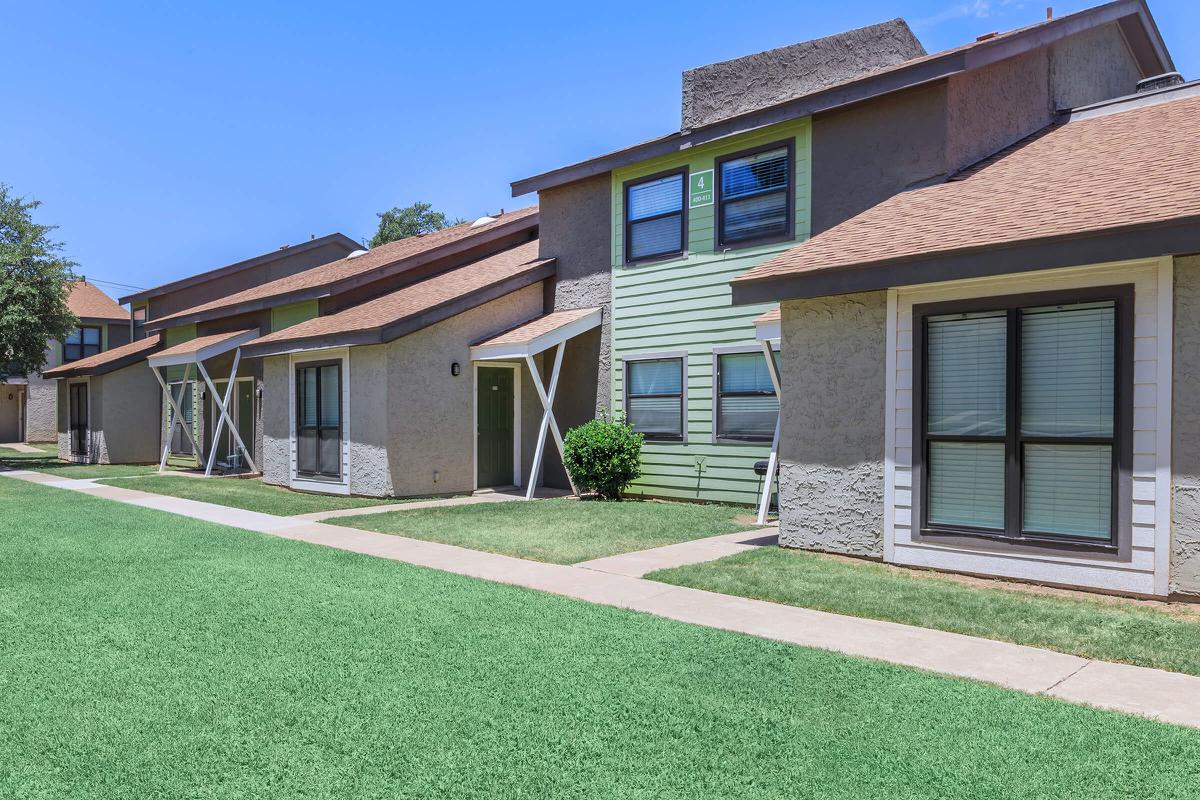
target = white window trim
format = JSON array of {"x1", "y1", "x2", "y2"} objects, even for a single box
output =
[
  {"x1": 709, "y1": 343, "x2": 780, "y2": 445},
  {"x1": 883, "y1": 257, "x2": 1172, "y2": 596},
  {"x1": 620, "y1": 349, "x2": 689, "y2": 444},
  {"x1": 288, "y1": 347, "x2": 351, "y2": 496},
  {"x1": 471, "y1": 361, "x2": 523, "y2": 491}
]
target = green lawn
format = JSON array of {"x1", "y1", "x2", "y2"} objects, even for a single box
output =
[
  {"x1": 332, "y1": 497, "x2": 756, "y2": 563},
  {"x1": 97, "y1": 474, "x2": 420, "y2": 516},
  {"x1": 1, "y1": 477, "x2": 1198, "y2": 799},
  {"x1": 0, "y1": 444, "x2": 165, "y2": 479},
  {"x1": 649, "y1": 546, "x2": 1200, "y2": 676}
]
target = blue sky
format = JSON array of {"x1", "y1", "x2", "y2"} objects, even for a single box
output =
[{"x1": 4, "y1": 0, "x2": 1197, "y2": 299}]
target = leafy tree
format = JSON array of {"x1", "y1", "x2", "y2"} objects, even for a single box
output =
[
  {"x1": 369, "y1": 201, "x2": 462, "y2": 248},
  {"x1": 0, "y1": 184, "x2": 77, "y2": 379}
]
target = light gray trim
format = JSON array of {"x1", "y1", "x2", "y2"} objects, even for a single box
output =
[
  {"x1": 620, "y1": 348, "x2": 689, "y2": 444},
  {"x1": 1065, "y1": 79, "x2": 1200, "y2": 120},
  {"x1": 510, "y1": 0, "x2": 1170, "y2": 196},
  {"x1": 709, "y1": 343, "x2": 780, "y2": 445}
]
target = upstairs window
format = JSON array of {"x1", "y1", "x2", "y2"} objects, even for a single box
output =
[
  {"x1": 625, "y1": 356, "x2": 684, "y2": 441},
  {"x1": 64, "y1": 326, "x2": 101, "y2": 362},
  {"x1": 625, "y1": 170, "x2": 685, "y2": 263},
  {"x1": 132, "y1": 306, "x2": 148, "y2": 340},
  {"x1": 717, "y1": 142, "x2": 792, "y2": 248},
  {"x1": 715, "y1": 350, "x2": 779, "y2": 441}
]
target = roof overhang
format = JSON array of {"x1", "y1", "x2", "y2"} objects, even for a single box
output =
[
  {"x1": 754, "y1": 309, "x2": 781, "y2": 342},
  {"x1": 241, "y1": 261, "x2": 557, "y2": 359},
  {"x1": 510, "y1": 0, "x2": 1171, "y2": 197},
  {"x1": 42, "y1": 334, "x2": 163, "y2": 379},
  {"x1": 731, "y1": 216, "x2": 1200, "y2": 304},
  {"x1": 147, "y1": 329, "x2": 260, "y2": 368},
  {"x1": 471, "y1": 307, "x2": 603, "y2": 361}
]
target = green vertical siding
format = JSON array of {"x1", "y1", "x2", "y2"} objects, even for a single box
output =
[
  {"x1": 271, "y1": 299, "x2": 319, "y2": 333},
  {"x1": 611, "y1": 118, "x2": 811, "y2": 505}
]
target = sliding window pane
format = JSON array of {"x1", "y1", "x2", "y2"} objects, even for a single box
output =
[
  {"x1": 627, "y1": 358, "x2": 683, "y2": 439},
  {"x1": 1021, "y1": 302, "x2": 1115, "y2": 437},
  {"x1": 629, "y1": 216, "x2": 682, "y2": 260},
  {"x1": 1023, "y1": 444, "x2": 1112, "y2": 539},
  {"x1": 627, "y1": 173, "x2": 683, "y2": 261},
  {"x1": 926, "y1": 312, "x2": 1007, "y2": 436},
  {"x1": 928, "y1": 441, "x2": 1005, "y2": 530},
  {"x1": 627, "y1": 396, "x2": 682, "y2": 436},
  {"x1": 628, "y1": 359, "x2": 681, "y2": 395}
]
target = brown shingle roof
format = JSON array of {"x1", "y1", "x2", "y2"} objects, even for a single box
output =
[
  {"x1": 473, "y1": 307, "x2": 601, "y2": 348},
  {"x1": 68, "y1": 280, "x2": 129, "y2": 322},
  {"x1": 43, "y1": 334, "x2": 161, "y2": 378},
  {"x1": 151, "y1": 329, "x2": 258, "y2": 362},
  {"x1": 245, "y1": 240, "x2": 553, "y2": 352},
  {"x1": 754, "y1": 307, "x2": 780, "y2": 324},
  {"x1": 734, "y1": 92, "x2": 1200, "y2": 291},
  {"x1": 151, "y1": 206, "x2": 539, "y2": 328}
]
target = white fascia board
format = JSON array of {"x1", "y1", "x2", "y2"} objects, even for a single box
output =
[
  {"x1": 147, "y1": 329, "x2": 261, "y2": 368},
  {"x1": 470, "y1": 307, "x2": 602, "y2": 362}
]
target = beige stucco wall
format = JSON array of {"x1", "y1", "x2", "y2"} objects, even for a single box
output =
[
  {"x1": 56, "y1": 364, "x2": 161, "y2": 464},
  {"x1": 777, "y1": 291, "x2": 888, "y2": 557},
  {"x1": 261, "y1": 355, "x2": 290, "y2": 488},
  {"x1": 1172, "y1": 254, "x2": 1200, "y2": 597}
]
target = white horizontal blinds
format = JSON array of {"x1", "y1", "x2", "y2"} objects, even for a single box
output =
[
  {"x1": 924, "y1": 312, "x2": 1006, "y2": 531},
  {"x1": 1020, "y1": 303, "x2": 1115, "y2": 437},
  {"x1": 720, "y1": 147, "x2": 790, "y2": 244},
  {"x1": 1020, "y1": 302, "x2": 1116, "y2": 540},
  {"x1": 1023, "y1": 445, "x2": 1112, "y2": 539},
  {"x1": 627, "y1": 358, "x2": 683, "y2": 438},
  {"x1": 926, "y1": 312, "x2": 1007, "y2": 436},
  {"x1": 928, "y1": 442, "x2": 1006, "y2": 529},
  {"x1": 717, "y1": 352, "x2": 778, "y2": 439},
  {"x1": 627, "y1": 174, "x2": 683, "y2": 260}
]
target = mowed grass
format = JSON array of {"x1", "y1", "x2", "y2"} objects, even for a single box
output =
[
  {"x1": 2, "y1": 478, "x2": 1199, "y2": 799},
  {"x1": 97, "y1": 474, "x2": 420, "y2": 516},
  {"x1": 332, "y1": 497, "x2": 755, "y2": 563},
  {"x1": 0, "y1": 444, "x2": 164, "y2": 479},
  {"x1": 649, "y1": 546, "x2": 1200, "y2": 676}
]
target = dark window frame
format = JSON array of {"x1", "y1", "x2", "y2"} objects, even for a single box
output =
[
  {"x1": 295, "y1": 359, "x2": 343, "y2": 480},
  {"x1": 623, "y1": 354, "x2": 686, "y2": 442},
  {"x1": 623, "y1": 167, "x2": 688, "y2": 265},
  {"x1": 912, "y1": 285, "x2": 1134, "y2": 557},
  {"x1": 63, "y1": 325, "x2": 102, "y2": 363},
  {"x1": 715, "y1": 139, "x2": 795, "y2": 251},
  {"x1": 69, "y1": 381, "x2": 88, "y2": 456},
  {"x1": 132, "y1": 305, "x2": 148, "y2": 341},
  {"x1": 713, "y1": 345, "x2": 780, "y2": 443}
]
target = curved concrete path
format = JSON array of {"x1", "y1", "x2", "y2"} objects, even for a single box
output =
[{"x1": 4, "y1": 467, "x2": 1199, "y2": 729}]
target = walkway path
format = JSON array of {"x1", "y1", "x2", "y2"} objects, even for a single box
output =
[
  {"x1": 292, "y1": 487, "x2": 573, "y2": 521},
  {"x1": 4, "y1": 467, "x2": 1199, "y2": 729},
  {"x1": 577, "y1": 527, "x2": 779, "y2": 577},
  {"x1": 0, "y1": 442, "x2": 44, "y2": 454}
]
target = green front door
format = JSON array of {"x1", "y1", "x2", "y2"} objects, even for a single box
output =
[{"x1": 477, "y1": 366, "x2": 514, "y2": 487}]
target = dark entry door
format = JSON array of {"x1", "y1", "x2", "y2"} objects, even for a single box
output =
[
  {"x1": 69, "y1": 383, "x2": 88, "y2": 456},
  {"x1": 477, "y1": 366, "x2": 514, "y2": 487}
]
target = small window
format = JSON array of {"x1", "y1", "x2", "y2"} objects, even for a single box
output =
[
  {"x1": 132, "y1": 306, "x2": 148, "y2": 340},
  {"x1": 625, "y1": 171, "x2": 685, "y2": 262},
  {"x1": 715, "y1": 350, "x2": 779, "y2": 441},
  {"x1": 296, "y1": 361, "x2": 342, "y2": 479},
  {"x1": 717, "y1": 142, "x2": 792, "y2": 248},
  {"x1": 625, "y1": 357, "x2": 684, "y2": 441},
  {"x1": 63, "y1": 326, "x2": 102, "y2": 362}
]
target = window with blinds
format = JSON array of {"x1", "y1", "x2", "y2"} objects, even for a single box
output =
[
  {"x1": 920, "y1": 295, "x2": 1123, "y2": 549},
  {"x1": 625, "y1": 171, "x2": 685, "y2": 262},
  {"x1": 625, "y1": 357, "x2": 684, "y2": 440},
  {"x1": 64, "y1": 326, "x2": 101, "y2": 362},
  {"x1": 296, "y1": 361, "x2": 342, "y2": 479},
  {"x1": 717, "y1": 143, "x2": 791, "y2": 247},
  {"x1": 715, "y1": 351, "x2": 778, "y2": 441}
]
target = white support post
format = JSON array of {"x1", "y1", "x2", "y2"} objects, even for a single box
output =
[
  {"x1": 524, "y1": 343, "x2": 576, "y2": 499},
  {"x1": 756, "y1": 340, "x2": 782, "y2": 525},
  {"x1": 203, "y1": 348, "x2": 243, "y2": 477},
  {"x1": 152, "y1": 362, "x2": 198, "y2": 473},
  {"x1": 196, "y1": 355, "x2": 258, "y2": 474}
]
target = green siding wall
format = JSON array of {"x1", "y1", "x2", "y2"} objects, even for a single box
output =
[
  {"x1": 271, "y1": 299, "x2": 319, "y2": 333},
  {"x1": 159, "y1": 324, "x2": 201, "y2": 463},
  {"x1": 611, "y1": 118, "x2": 811, "y2": 505}
]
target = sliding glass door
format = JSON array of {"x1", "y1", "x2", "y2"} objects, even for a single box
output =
[
  {"x1": 69, "y1": 382, "x2": 88, "y2": 457},
  {"x1": 296, "y1": 362, "x2": 341, "y2": 479}
]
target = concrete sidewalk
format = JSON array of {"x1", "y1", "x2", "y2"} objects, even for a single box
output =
[
  {"x1": 293, "y1": 487, "x2": 573, "y2": 522},
  {"x1": 577, "y1": 527, "x2": 778, "y2": 577},
  {"x1": 0, "y1": 442, "x2": 46, "y2": 454},
  {"x1": 4, "y1": 467, "x2": 1200, "y2": 729}
]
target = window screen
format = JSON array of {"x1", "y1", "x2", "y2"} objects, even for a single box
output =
[
  {"x1": 626, "y1": 358, "x2": 683, "y2": 440},
  {"x1": 718, "y1": 145, "x2": 790, "y2": 246},
  {"x1": 716, "y1": 351, "x2": 778, "y2": 440},
  {"x1": 626, "y1": 172, "x2": 684, "y2": 261}
]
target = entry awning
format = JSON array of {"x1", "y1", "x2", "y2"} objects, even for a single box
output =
[
  {"x1": 147, "y1": 329, "x2": 260, "y2": 368},
  {"x1": 754, "y1": 307, "x2": 781, "y2": 342},
  {"x1": 470, "y1": 307, "x2": 602, "y2": 361},
  {"x1": 43, "y1": 334, "x2": 163, "y2": 379}
]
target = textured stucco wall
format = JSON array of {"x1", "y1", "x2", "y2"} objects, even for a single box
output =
[
  {"x1": 1171, "y1": 255, "x2": 1200, "y2": 597},
  {"x1": 260, "y1": 355, "x2": 291, "y2": 488},
  {"x1": 348, "y1": 345, "x2": 393, "y2": 498},
  {"x1": 538, "y1": 173, "x2": 612, "y2": 417},
  {"x1": 24, "y1": 379, "x2": 57, "y2": 441},
  {"x1": 681, "y1": 19, "x2": 925, "y2": 131},
  {"x1": 1048, "y1": 22, "x2": 1142, "y2": 110},
  {"x1": 89, "y1": 363, "x2": 162, "y2": 464},
  {"x1": 945, "y1": 49, "x2": 1050, "y2": 174},
  {"x1": 777, "y1": 292, "x2": 887, "y2": 556},
  {"x1": 56, "y1": 380, "x2": 71, "y2": 461}
]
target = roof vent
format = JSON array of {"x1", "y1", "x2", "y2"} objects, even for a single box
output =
[
  {"x1": 471, "y1": 215, "x2": 498, "y2": 228},
  {"x1": 1137, "y1": 72, "x2": 1185, "y2": 93},
  {"x1": 346, "y1": 249, "x2": 369, "y2": 259},
  {"x1": 975, "y1": 31, "x2": 998, "y2": 42}
]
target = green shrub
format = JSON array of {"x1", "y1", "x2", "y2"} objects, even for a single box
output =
[{"x1": 563, "y1": 416, "x2": 643, "y2": 500}]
